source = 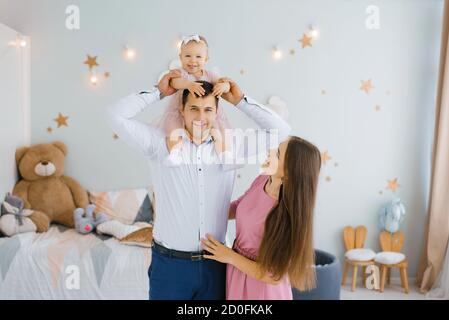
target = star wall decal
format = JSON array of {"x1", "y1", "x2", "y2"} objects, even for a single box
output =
[
  {"x1": 360, "y1": 79, "x2": 374, "y2": 93},
  {"x1": 386, "y1": 178, "x2": 400, "y2": 192},
  {"x1": 321, "y1": 150, "x2": 332, "y2": 165},
  {"x1": 299, "y1": 33, "x2": 313, "y2": 48},
  {"x1": 84, "y1": 55, "x2": 99, "y2": 70},
  {"x1": 54, "y1": 113, "x2": 69, "y2": 128}
]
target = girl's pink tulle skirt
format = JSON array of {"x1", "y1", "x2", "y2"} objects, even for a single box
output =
[{"x1": 151, "y1": 69, "x2": 232, "y2": 140}]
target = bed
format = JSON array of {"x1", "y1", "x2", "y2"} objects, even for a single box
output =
[{"x1": 0, "y1": 225, "x2": 151, "y2": 299}]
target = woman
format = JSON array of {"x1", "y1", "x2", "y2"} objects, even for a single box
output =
[{"x1": 201, "y1": 136, "x2": 321, "y2": 299}]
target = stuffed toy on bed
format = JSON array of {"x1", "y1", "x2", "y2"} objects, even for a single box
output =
[
  {"x1": 0, "y1": 193, "x2": 36, "y2": 236},
  {"x1": 3, "y1": 141, "x2": 93, "y2": 234},
  {"x1": 74, "y1": 204, "x2": 108, "y2": 234}
]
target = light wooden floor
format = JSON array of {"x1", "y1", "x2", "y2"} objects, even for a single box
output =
[{"x1": 341, "y1": 278, "x2": 426, "y2": 300}]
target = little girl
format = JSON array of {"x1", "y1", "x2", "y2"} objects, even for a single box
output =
[{"x1": 154, "y1": 35, "x2": 232, "y2": 159}]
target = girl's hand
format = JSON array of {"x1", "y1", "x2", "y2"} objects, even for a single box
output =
[
  {"x1": 201, "y1": 234, "x2": 236, "y2": 264},
  {"x1": 188, "y1": 81, "x2": 205, "y2": 96},
  {"x1": 218, "y1": 78, "x2": 244, "y2": 106},
  {"x1": 212, "y1": 82, "x2": 231, "y2": 97},
  {"x1": 158, "y1": 69, "x2": 181, "y2": 97}
]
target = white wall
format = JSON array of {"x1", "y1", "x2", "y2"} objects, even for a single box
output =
[
  {"x1": 0, "y1": 22, "x2": 30, "y2": 198},
  {"x1": 0, "y1": 0, "x2": 444, "y2": 277}
]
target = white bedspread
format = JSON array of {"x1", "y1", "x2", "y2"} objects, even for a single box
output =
[{"x1": 0, "y1": 226, "x2": 151, "y2": 299}]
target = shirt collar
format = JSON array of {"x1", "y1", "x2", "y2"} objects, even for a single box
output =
[{"x1": 181, "y1": 129, "x2": 214, "y2": 145}]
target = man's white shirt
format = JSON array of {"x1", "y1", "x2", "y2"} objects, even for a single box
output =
[{"x1": 106, "y1": 87, "x2": 291, "y2": 251}]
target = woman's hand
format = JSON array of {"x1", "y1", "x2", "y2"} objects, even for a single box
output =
[
  {"x1": 188, "y1": 81, "x2": 205, "y2": 96},
  {"x1": 212, "y1": 81, "x2": 231, "y2": 97},
  {"x1": 201, "y1": 234, "x2": 236, "y2": 264},
  {"x1": 158, "y1": 69, "x2": 181, "y2": 97}
]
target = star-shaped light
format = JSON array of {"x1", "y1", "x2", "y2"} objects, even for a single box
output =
[
  {"x1": 321, "y1": 150, "x2": 332, "y2": 165},
  {"x1": 84, "y1": 55, "x2": 99, "y2": 69},
  {"x1": 360, "y1": 79, "x2": 374, "y2": 93},
  {"x1": 386, "y1": 178, "x2": 400, "y2": 192},
  {"x1": 54, "y1": 113, "x2": 69, "y2": 128},
  {"x1": 299, "y1": 33, "x2": 313, "y2": 48}
]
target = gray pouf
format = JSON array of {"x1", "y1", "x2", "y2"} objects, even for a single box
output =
[{"x1": 292, "y1": 249, "x2": 341, "y2": 300}]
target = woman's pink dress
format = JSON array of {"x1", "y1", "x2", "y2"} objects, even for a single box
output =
[{"x1": 226, "y1": 175, "x2": 293, "y2": 300}]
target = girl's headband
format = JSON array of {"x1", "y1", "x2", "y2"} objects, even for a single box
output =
[{"x1": 180, "y1": 35, "x2": 207, "y2": 47}]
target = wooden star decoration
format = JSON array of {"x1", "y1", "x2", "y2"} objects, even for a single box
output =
[
  {"x1": 84, "y1": 55, "x2": 99, "y2": 70},
  {"x1": 54, "y1": 113, "x2": 69, "y2": 128},
  {"x1": 47, "y1": 127, "x2": 53, "y2": 133},
  {"x1": 386, "y1": 178, "x2": 400, "y2": 192},
  {"x1": 321, "y1": 151, "x2": 332, "y2": 165},
  {"x1": 299, "y1": 33, "x2": 313, "y2": 48},
  {"x1": 360, "y1": 79, "x2": 374, "y2": 94}
]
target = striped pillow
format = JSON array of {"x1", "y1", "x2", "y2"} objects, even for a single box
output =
[{"x1": 88, "y1": 187, "x2": 154, "y2": 225}]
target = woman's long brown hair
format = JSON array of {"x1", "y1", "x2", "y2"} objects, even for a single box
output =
[{"x1": 258, "y1": 136, "x2": 322, "y2": 291}]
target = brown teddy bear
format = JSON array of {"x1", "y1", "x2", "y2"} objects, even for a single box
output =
[{"x1": 12, "y1": 141, "x2": 89, "y2": 232}]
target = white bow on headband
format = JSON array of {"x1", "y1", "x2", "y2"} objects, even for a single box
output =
[{"x1": 181, "y1": 34, "x2": 202, "y2": 46}]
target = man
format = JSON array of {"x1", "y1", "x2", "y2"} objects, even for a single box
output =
[{"x1": 106, "y1": 70, "x2": 291, "y2": 299}]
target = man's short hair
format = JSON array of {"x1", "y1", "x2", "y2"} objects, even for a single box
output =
[{"x1": 182, "y1": 81, "x2": 218, "y2": 109}]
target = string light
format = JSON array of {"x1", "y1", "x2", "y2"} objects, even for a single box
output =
[
  {"x1": 124, "y1": 45, "x2": 136, "y2": 59},
  {"x1": 308, "y1": 24, "x2": 319, "y2": 39},
  {"x1": 89, "y1": 72, "x2": 98, "y2": 85},
  {"x1": 273, "y1": 46, "x2": 282, "y2": 60},
  {"x1": 176, "y1": 39, "x2": 183, "y2": 50},
  {"x1": 8, "y1": 34, "x2": 27, "y2": 47}
]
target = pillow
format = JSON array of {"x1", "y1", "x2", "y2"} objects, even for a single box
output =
[
  {"x1": 120, "y1": 226, "x2": 153, "y2": 248},
  {"x1": 345, "y1": 248, "x2": 376, "y2": 262},
  {"x1": 374, "y1": 251, "x2": 405, "y2": 265},
  {"x1": 88, "y1": 187, "x2": 154, "y2": 225}
]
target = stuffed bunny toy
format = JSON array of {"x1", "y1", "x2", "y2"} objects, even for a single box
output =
[{"x1": 74, "y1": 204, "x2": 108, "y2": 234}]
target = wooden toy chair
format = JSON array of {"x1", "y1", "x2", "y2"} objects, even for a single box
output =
[
  {"x1": 375, "y1": 231, "x2": 409, "y2": 293},
  {"x1": 341, "y1": 226, "x2": 376, "y2": 291}
]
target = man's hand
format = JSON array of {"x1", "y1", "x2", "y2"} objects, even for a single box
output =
[
  {"x1": 218, "y1": 77, "x2": 244, "y2": 106},
  {"x1": 188, "y1": 81, "x2": 205, "y2": 96},
  {"x1": 158, "y1": 69, "x2": 182, "y2": 97}
]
